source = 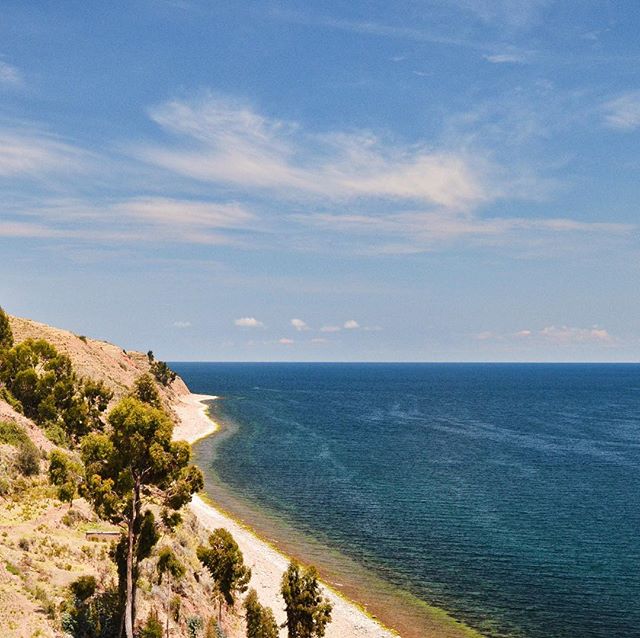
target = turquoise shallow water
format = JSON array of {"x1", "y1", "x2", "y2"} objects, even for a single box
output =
[{"x1": 171, "y1": 362, "x2": 640, "y2": 638}]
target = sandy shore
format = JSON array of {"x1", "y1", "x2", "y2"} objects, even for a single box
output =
[{"x1": 173, "y1": 392, "x2": 397, "y2": 638}]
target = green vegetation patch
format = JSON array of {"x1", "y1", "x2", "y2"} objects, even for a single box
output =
[{"x1": 0, "y1": 420, "x2": 30, "y2": 447}]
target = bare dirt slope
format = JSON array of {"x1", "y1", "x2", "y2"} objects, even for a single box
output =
[{"x1": 8, "y1": 315, "x2": 189, "y2": 403}]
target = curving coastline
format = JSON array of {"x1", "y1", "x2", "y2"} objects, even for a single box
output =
[{"x1": 172, "y1": 391, "x2": 399, "y2": 638}]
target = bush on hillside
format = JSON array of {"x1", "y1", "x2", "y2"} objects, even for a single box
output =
[
  {"x1": 61, "y1": 578, "x2": 119, "y2": 638},
  {"x1": 139, "y1": 610, "x2": 163, "y2": 638},
  {"x1": 0, "y1": 306, "x2": 13, "y2": 351},
  {"x1": 150, "y1": 360, "x2": 177, "y2": 386},
  {"x1": 0, "y1": 420, "x2": 30, "y2": 447},
  {"x1": 15, "y1": 440, "x2": 40, "y2": 476},
  {"x1": 48, "y1": 449, "x2": 82, "y2": 506},
  {"x1": 131, "y1": 373, "x2": 162, "y2": 409},
  {"x1": 0, "y1": 386, "x2": 23, "y2": 413}
]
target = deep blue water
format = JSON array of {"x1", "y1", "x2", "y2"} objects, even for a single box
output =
[{"x1": 171, "y1": 363, "x2": 640, "y2": 638}]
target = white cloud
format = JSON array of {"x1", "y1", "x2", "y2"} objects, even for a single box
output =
[
  {"x1": 0, "y1": 129, "x2": 89, "y2": 178},
  {"x1": 311, "y1": 337, "x2": 328, "y2": 343},
  {"x1": 1, "y1": 196, "x2": 257, "y2": 246},
  {"x1": 278, "y1": 337, "x2": 294, "y2": 345},
  {"x1": 291, "y1": 318, "x2": 309, "y2": 331},
  {"x1": 234, "y1": 317, "x2": 264, "y2": 328},
  {"x1": 292, "y1": 210, "x2": 632, "y2": 255},
  {"x1": 539, "y1": 325, "x2": 612, "y2": 344},
  {"x1": 483, "y1": 53, "x2": 528, "y2": 64},
  {"x1": 478, "y1": 325, "x2": 614, "y2": 345},
  {"x1": 138, "y1": 93, "x2": 489, "y2": 211},
  {"x1": 173, "y1": 320, "x2": 192, "y2": 328},
  {"x1": 603, "y1": 91, "x2": 640, "y2": 130},
  {"x1": 344, "y1": 320, "x2": 360, "y2": 329},
  {"x1": 320, "y1": 325, "x2": 341, "y2": 333},
  {"x1": 0, "y1": 61, "x2": 22, "y2": 86},
  {"x1": 452, "y1": 0, "x2": 549, "y2": 29},
  {"x1": 118, "y1": 197, "x2": 255, "y2": 229}
]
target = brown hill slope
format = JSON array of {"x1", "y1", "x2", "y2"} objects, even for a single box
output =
[
  {"x1": 8, "y1": 314, "x2": 189, "y2": 403},
  {"x1": 0, "y1": 315, "x2": 239, "y2": 638}
]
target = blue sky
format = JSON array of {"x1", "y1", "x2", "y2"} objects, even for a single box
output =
[{"x1": 1, "y1": 0, "x2": 639, "y2": 361}]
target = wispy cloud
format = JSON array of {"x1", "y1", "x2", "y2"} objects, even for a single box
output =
[
  {"x1": 235, "y1": 317, "x2": 264, "y2": 328},
  {"x1": 449, "y1": 0, "x2": 550, "y2": 29},
  {"x1": 603, "y1": 91, "x2": 640, "y2": 130},
  {"x1": 477, "y1": 325, "x2": 615, "y2": 345},
  {"x1": 539, "y1": 325, "x2": 613, "y2": 344},
  {"x1": 483, "y1": 52, "x2": 529, "y2": 64},
  {"x1": 268, "y1": 8, "x2": 485, "y2": 50},
  {"x1": 0, "y1": 61, "x2": 22, "y2": 86},
  {"x1": 278, "y1": 337, "x2": 294, "y2": 345},
  {"x1": 291, "y1": 210, "x2": 632, "y2": 255},
  {"x1": 137, "y1": 93, "x2": 490, "y2": 210},
  {"x1": 320, "y1": 325, "x2": 342, "y2": 333},
  {"x1": 0, "y1": 129, "x2": 90, "y2": 178},
  {"x1": 1, "y1": 196, "x2": 257, "y2": 246},
  {"x1": 173, "y1": 320, "x2": 192, "y2": 328},
  {"x1": 344, "y1": 319, "x2": 360, "y2": 329}
]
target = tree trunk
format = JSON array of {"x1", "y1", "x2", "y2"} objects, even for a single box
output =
[{"x1": 124, "y1": 479, "x2": 139, "y2": 638}]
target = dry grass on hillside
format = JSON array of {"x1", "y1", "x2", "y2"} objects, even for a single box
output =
[{"x1": 8, "y1": 315, "x2": 189, "y2": 404}]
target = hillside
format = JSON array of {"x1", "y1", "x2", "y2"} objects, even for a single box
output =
[
  {"x1": 0, "y1": 314, "x2": 241, "y2": 638},
  {"x1": 8, "y1": 315, "x2": 189, "y2": 403}
]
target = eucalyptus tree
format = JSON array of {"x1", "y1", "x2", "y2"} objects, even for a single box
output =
[
  {"x1": 81, "y1": 397, "x2": 203, "y2": 638},
  {"x1": 281, "y1": 562, "x2": 332, "y2": 638},
  {"x1": 197, "y1": 527, "x2": 251, "y2": 617}
]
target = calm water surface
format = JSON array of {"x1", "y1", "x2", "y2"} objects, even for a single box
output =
[{"x1": 171, "y1": 363, "x2": 640, "y2": 638}]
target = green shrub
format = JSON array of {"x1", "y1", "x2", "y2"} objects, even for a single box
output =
[
  {"x1": 48, "y1": 449, "x2": 82, "y2": 506},
  {"x1": 170, "y1": 595, "x2": 181, "y2": 622},
  {"x1": 0, "y1": 421, "x2": 29, "y2": 446},
  {"x1": 61, "y1": 582, "x2": 119, "y2": 638},
  {"x1": 0, "y1": 306, "x2": 13, "y2": 350},
  {"x1": 70, "y1": 575, "x2": 97, "y2": 601},
  {"x1": 150, "y1": 360, "x2": 177, "y2": 386},
  {"x1": 16, "y1": 440, "x2": 40, "y2": 476},
  {"x1": 62, "y1": 508, "x2": 89, "y2": 527},
  {"x1": 131, "y1": 374, "x2": 162, "y2": 409},
  {"x1": 139, "y1": 610, "x2": 163, "y2": 638},
  {"x1": 156, "y1": 547, "x2": 185, "y2": 584},
  {"x1": 0, "y1": 387, "x2": 22, "y2": 413},
  {"x1": 44, "y1": 422, "x2": 69, "y2": 447},
  {"x1": 5, "y1": 561, "x2": 20, "y2": 576},
  {"x1": 187, "y1": 616, "x2": 204, "y2": 638},
  {"x1": 33, "y1": 585, "x2": 56, "y2": 618}
]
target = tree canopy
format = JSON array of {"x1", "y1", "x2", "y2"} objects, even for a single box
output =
[
  {"x1": 0, "y1": 338, "x2": 112, "y2": 443},
  {"x1": 48, "y1": 449, "x2": 83, "y2": 506},
  {"x1": 281, "y1": 562, "x2": 332, "y2": 638},
  {"x1": 81, "y1": 397, "x2": 203, "y2": 638},
  {"x1": 244, "y1": 588, "x2": 278, "y2": 638},
  {"x1": 131, "y1": 373, "x2": 162, "y2": 409},
  {"x1": 197, "y1": 527, "x2": 251, "y2": 608}
]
